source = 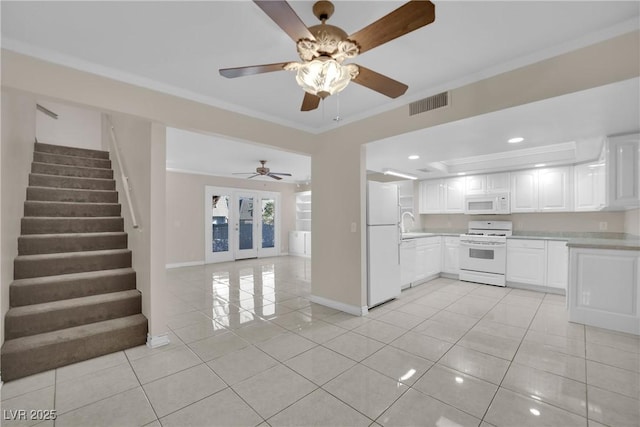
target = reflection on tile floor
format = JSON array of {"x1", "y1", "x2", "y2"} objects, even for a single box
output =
[{"x1": 2, "y1": 256, "x2": 639, "y2": 427}]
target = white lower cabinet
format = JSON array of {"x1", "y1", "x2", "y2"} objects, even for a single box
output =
[
  {"x1": 421, "y1": 237, "x2": 442, "y2": 280},
  {"x1": 442, "y1": 236, "x2": 460, "y2": 275},
  {"x1": 400, "y1": 240, "x2": 416, "y2": 289},
  {"x1": 546, "y1": 240, "x2": 568, "y2": 290},
  {"x1": 400, "y1": 236, "x2": 442, "y2": 287},
  {"x1": 506, "y1": 238, "x2": 568, "y2": 292},
  {"x1": 289, "y1": 231, "x2": 311, "y2": 257},
  {"x1": 506, "y1": 239, "x2": 546, "y2": 286}
]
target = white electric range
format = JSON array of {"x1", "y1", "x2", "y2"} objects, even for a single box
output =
[{"x1": 459, "y1": 220, "x2": 512, "y2": 286}]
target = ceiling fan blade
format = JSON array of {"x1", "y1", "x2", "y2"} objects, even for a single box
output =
[
  {"x1": 220, "y1": 62, "x2": 291, "y2": 79},
  {"x1": 247, "y1": 174, "x2": 260, "y2": 179},
  {"x1": 301, "y1": 93, "x2": 321, "y2": 111},
  {"x1": 232, "y1": 172, "x2": 255, "y2": 175},
  {"x1": 352, "y1": 65, "x2": 408, "y2": 98},
  {"x1": 349, "y1": 1, "x2": 435, "y2": 55},
  {"x1": 267, "y1": 173, "x2": 283, "y2": 180},
  {"x1": 270, "y1": 172, "x2": 292, "y2": 176},
  {"x1": 254, "y1": 1, "x2": 315, "y2": 43}
]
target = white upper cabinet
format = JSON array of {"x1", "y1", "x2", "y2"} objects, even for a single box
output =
[
  {"x1": 486, "y1": 172, "x2": 510, "y2": 193},
  {"x1": 511, "y1": 167, "x2": 571, "y2": 212},
  {"x1": 442, "y1": 177, "x2": 466, "y2": 213},
  {"x1": 510, "y1": 170, "x2": 539, "y2": 212},
  {"x1": 419, "y1": 178, "x2": 464, "y2": 213},
  {"x1": 538, "y1": 167, "x2": 572, "y2": 211},
  {"x1": 574, "y1": 162, "x2": 606, "y2": 211},
  {"x1": 607, "y1": 134, "x2": 640, "y2": 208},
  {"x1": 419, "y1": 180, "x2": 442, "y2": 213},
  {"x1": 465, "y1": 175, "x2": 486, "y2": 194},
  {"x1": 465, "y1": 172, "x2": 509, "y2": 195}
]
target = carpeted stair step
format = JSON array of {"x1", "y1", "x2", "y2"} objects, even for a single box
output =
[
  {"x1": 27, "y1": 186, "x2": 118, "y2": 203},
  {"x1": 32, "y1": 162, "x2": 114, "y2": 180},
  {"x1": 0, "y1": 314, "x2": 147, "y2": 381},
  {"x1": 5, "y1": 290, "x2": 142, "y2": 340},
  {"x1": 22, "y1": 217, "x2": 123, "y2": 234},
  {"x1": 24, "y1": 201, "x2": 121, "y2": 217},
  {"x1": 34, "y1": 142, "x2": 110, "y2": 160},
  {"x1": 14, "y1": 249, "x2": 132, "y2": 279},
  {"x1": 18, "y1": 232, "x2": 128, "y2": 255},
  {"x1": 33, "y1": 151, "x2": 111, "y2": 169},
  {"x1": 10, "y1": 268, "x2": 136, "y2": 306},
  {"x1": 29, "y1": 173, "x2": 116, "y2": 191}
]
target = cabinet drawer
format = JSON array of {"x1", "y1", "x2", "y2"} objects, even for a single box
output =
[
  {"x1": 507, "y1": 239, "x2": 545, "y2": 249},
  {"x1": 415, "y1": 236, "x2": 441, "y2": 247},
  {"x1": 443, "y1": 236, "x2": 460, "y2": 245}
]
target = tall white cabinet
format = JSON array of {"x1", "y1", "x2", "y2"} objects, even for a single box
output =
[{"x1": 290, "y1": 191, "x2": 312, "y2": 257}]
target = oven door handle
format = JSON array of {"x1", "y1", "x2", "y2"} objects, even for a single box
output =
[{"x1": 460, "y1": 241, "x2": 506, "y2": 249}]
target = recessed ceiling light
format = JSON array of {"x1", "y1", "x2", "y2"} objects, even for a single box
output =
[
  {"x1": 408, "y1": 155, "x2": 420, "y2": 160},
  {"x1": 508, "y1": 137, "x2": 524, "y2": 143},
  {"x1": 534, "y1": 163, "x2": 546, "y2": 167}
]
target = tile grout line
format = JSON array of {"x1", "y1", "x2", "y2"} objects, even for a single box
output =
[{"x1": 124, "y1": 349, "x2": 161, "y2": 425}]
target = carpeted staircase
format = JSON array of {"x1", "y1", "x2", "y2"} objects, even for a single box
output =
[{"x1": 1, "y1": 142, "x2": 148, "y2": 382}]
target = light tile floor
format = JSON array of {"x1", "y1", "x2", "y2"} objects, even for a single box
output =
[{"x1": 2, "y1": 256, "x2": 639, "y2": 427}]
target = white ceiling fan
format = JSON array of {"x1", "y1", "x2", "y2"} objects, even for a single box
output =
[{"x1": 232, "y1": 160, "x2": 293, "y2": 180}]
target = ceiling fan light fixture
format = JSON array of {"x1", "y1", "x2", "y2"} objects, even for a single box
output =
[{"x1": 294, "y1": 57, "x2": 358, "y2": 99}]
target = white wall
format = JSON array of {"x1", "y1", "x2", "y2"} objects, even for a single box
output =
[
  {"x1": 103, "y1": 113, "x2": 167, "y2": 339},
  {"x1": 1, "y1": 90, "x2": 36, "y2": 348},
  {"x1": 36, "y1": 100, "x2": 101, "y2": 150},
  {"x1": 166, "y1": 170, "x2": 297, "y2": 266}
]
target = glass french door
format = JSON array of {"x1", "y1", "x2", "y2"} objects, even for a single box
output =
[
  {"x1": 235, "y1": 192, "x2": 258, "y2": 259},
  {"x1": 205, "y1": 187, "x2": 280, "y2": 263}
]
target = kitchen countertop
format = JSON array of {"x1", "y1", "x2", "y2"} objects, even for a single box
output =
[{"x1": 403, "y1": 230, "x2": 640, "y2": 250}]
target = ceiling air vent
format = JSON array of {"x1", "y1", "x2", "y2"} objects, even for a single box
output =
[{"x1": 409, "y1": 92, "x2": 449, "y2": 116}]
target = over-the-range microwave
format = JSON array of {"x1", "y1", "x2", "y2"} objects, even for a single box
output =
[{"x1": 464, "y1": 193, "x2": 511, "y2": 215}]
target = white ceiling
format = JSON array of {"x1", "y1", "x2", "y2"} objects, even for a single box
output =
[
  {"x1": 166, "y1": 128, "x2": 311, "y2": 184},
  {"x1": 2, "y1": 1, "x2": 639, "y2": 181}
]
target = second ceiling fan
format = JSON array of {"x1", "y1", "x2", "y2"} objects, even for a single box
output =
[{"x1": 219, "y1": 0, "x2": 436, "y2": 111}]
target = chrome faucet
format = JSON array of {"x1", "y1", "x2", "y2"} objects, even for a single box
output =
[{"x1": 401, "y1": 211, "x2": 415, "y2": 233}]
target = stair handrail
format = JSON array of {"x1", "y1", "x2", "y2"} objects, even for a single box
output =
[
  {"x1": 106, "y1": 116, "x2": 139, "y2": 229},
  {"x1": 36, "y1": 104, "x2": 58, "y2": 119}
]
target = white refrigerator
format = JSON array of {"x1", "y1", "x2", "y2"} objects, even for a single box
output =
[{"x1": 367, "y1": 181, "x2": 401, "y2": 307}]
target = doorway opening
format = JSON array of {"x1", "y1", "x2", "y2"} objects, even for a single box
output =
[{"x1": 205, "y1": 186, "x2": 280, "y2": 263}]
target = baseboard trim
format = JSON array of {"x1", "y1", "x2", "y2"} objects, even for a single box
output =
[
  {"x1": 166, "y1": 261, "x2": 205, "y2": 269},
  {"x1": 309, "y1": 294, "x2": 367, "y2": 316},
  {"x1": 147, "y1": 333, "x2": 170, "y2": 348},
  {"x1": 507, "y1": 281, "x2": 566, "y2": 295}
]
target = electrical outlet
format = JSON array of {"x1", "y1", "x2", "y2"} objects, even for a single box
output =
[
  {"x1": 599, "y1": 221, "x2": 608, "y2": 231},
  {"x1": 350, "y1": 222, "x2": 357, "y2": 233}
]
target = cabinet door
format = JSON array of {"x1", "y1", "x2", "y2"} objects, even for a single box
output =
[
  {"x1": 608, "y1": 135, "x2": 640, "y2": 208},
  {"x1": 414, "y1": 241, "x2": 429, "y2": 282},
  {"x1": 465, "y1": 175, "x2": 486, "y2": 194},
  {"x1": 546, "y1": 241, "x2": 568, "y2": 290},
  {"x1": 443, "y1": 177, "x2": 466, "y2": 213},
  {"x1": 538, "y1": 167, "x2": 572, "y2": 211},
  {"x1": 424, "y1": 243, "x2": 442, "y2": 277},
  {"x1": 419, "y1": 180, "x2": 442, "y2": 213},
  {"x1": 574, "y1": 163, "x2": 605, "y2": 211},
  {"x1": 486, "y1": 172, "x2": 510, "y2": 192},
  {"x1": 511, "y1": 170, "x2": 538, "y2": 212},
  {"x1": 400, "y1": 241, "x2": 416, "y2": 289},
  {"x1": 506, "y1": 241, "x2": 545, "y2": 285},
  {"x1": 442, "y1": 241, "x2": 460, "y2": 274}
]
